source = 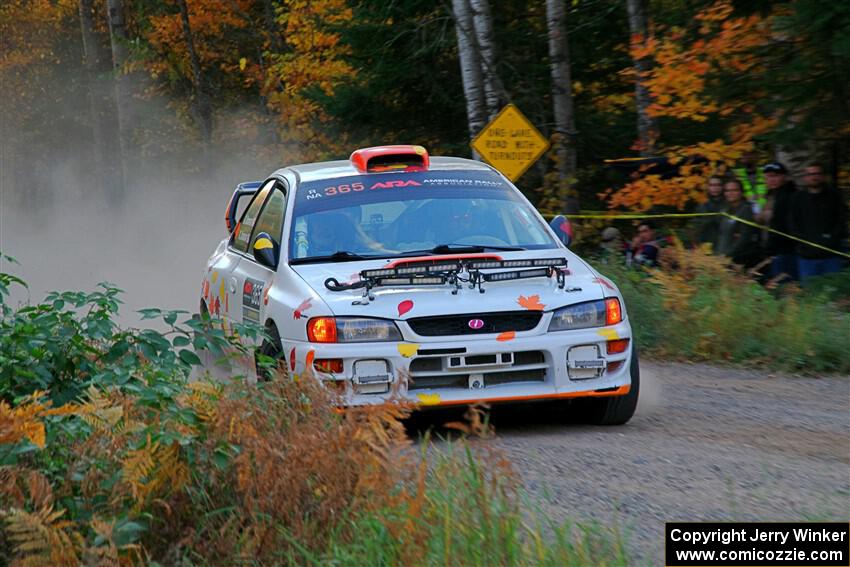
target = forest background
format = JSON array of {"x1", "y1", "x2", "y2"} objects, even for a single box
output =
[{"x1": 2, "y1": 0, "x2": 849, "y2": 219}]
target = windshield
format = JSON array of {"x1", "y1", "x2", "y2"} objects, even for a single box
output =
[{"x1": 289, "y1": 170, "x2": 557, "y2": 260}]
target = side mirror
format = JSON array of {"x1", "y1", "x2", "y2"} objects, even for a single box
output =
[
  {"x1": 550, "y1": 215, "x2": 572, "y2": 247},
  {"x1": 252, "y1": 232, "x2": 279, "y2": 269}
]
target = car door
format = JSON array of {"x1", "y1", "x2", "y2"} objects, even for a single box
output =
[
  {"x1": 213, "y1": 179, "x2": 275, "y2": 332},
  {"x1": 229, "y1": 180, "x2": 288, "y2": 340}
]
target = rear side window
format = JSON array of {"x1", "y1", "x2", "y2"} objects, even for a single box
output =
[
  {"x1": 232, "y1": 180, "x2": 274, "y2": 253},
  {"x1": 250, "y1": 187, "x2": 286, "y2": 248}
]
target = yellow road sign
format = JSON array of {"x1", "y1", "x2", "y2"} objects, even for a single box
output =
[{"x1": 470, "y1": 104, "x2": 550, "y2": 181}]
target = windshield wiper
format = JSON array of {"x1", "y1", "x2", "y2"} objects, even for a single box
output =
[
  {"x1": 397, "y1": 243, "x2": 527, "y2": 256},
  {"x1": 290, "y1": 251, "x2": 381, "y2": 265}
]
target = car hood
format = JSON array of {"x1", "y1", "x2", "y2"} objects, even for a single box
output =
[{"x1": 289, "y1": 250, "x2": 609, "y2": 319}]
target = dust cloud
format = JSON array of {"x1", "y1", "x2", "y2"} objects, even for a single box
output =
[{"x1": 0, "y1": 119, "x2": 278, "y2": 327}]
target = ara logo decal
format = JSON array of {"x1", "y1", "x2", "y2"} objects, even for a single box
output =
[
  {"x1": 369, "y1": 180, "x2": 422, "y2": 189},
  {"x1": 468, "y1": 318, "x2": 485, "y2": 330}
]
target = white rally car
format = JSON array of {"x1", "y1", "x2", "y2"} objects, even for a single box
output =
[{"x1": 201, "y1": 145, "x2": 639, "y2": 424}]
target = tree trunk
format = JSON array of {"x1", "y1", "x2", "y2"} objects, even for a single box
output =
[
  {"x1": 80, "y1": 0, "x2": 124, "y2": 197},
  {"x1": 627, "y1": 0, "x2": 658, "y2": 156},
  {"x1": 546, "y1": 0, "x2": 577, "y2": 192},
  {"x1": 452, "y1": 0, "x2": 486, "y2": 157},
  {"x1": 469, "y1": 0, "x2": 503, "y2": 120},
  {"x1": 105, "y1": 0, "x2": 132, "y2": 180},
  {"x1": 177, "y1": 0, "x2": 213, "y2": 146}
]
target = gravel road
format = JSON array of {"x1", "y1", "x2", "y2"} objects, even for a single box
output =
[{"x1": 422, "y1": 361, "x2": 850, "y2": 565}]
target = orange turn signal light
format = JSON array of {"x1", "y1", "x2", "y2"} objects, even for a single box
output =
[
  {"x1": 605, "y1": 298, "x2": 622, "y2": 326},
  {"x1": 314, "y1": 358, "x2": 343, "y2": 373},
  {"x1": 607, "y1": 338, "x2": 630, "y2": 355},
  {"x1": 307, "y1": 317, "x2": 338, "y2": 343}
]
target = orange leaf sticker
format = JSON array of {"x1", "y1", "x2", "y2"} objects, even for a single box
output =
[
  {"x1": 305, "y1": 350, "x2": 315, "y2": 369},
  {"x1": 496, "y1": 331, "x2": 516, "y2": 342},
  {"x1": 517, "y1": 294, "x2": 545, "y2": 311}
]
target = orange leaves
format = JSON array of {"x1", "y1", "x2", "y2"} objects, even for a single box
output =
[
  {"x1": 516, "y1": 294, "x2": 545, "y2": 311},
  {"x1": 608, "y1": 1, "x2": 776, "y2": 212}
]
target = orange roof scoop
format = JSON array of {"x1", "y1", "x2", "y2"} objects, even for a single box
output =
[{"x1": 350, "y1": 145, "x2": 430, "y2": 173}]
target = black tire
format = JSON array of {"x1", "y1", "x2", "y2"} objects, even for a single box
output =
[
  {"x1": 255, "y1": 322, "x2": 284, "y2": 381},
  {"x1": 585, "y1": 347, "x2": 640, "y2": 425}
]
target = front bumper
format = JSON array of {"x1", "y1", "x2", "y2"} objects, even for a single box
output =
[{"x1": 290, "y1": 319, "x2": 633, "y2": 407}]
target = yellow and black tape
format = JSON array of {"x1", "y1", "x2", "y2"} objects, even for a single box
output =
[{"x1": 545, "y1": 211, "x2": 850, "y2": 259}]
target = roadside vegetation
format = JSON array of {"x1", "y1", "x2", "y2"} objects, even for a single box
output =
[
  {"x1": 596, "y1": 245, "x2": 850, "y2": 374},
  {"x1": 0, "y1": 257, "x2": 627, "y2": 566}
]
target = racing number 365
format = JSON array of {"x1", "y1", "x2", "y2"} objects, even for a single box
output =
[{"x1": 324, "y1": 182, "x2": 365, "y2": 196}]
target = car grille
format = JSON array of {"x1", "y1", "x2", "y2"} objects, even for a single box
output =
[
  {"x1": 408, "y1": 350, "x2": 547, "y2": 391},
  {"x1": 407, "y1": 311, "x2": 542, "y2": 336}
]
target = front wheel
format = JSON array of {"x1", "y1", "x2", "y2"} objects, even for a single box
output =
[
  {"x1": 255, "y1": 322, "x2": 285, "y2": 381},
  {"x1": 584, "y1": 347, "x2": 640, "y2": 425}
]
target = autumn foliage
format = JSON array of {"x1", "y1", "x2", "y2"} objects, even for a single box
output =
[{"x1": 606, "y1": 1, "x2": 778, "y2": 211}]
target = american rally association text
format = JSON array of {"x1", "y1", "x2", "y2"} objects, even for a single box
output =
[{"x1": 670, "y1": 527, "x2": 849, "y2": 547}]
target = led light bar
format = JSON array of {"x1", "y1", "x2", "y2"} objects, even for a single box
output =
[
  {"x1": 426, "y1": 262, "x2": 463, "y2": 272},
  {"x1": 532, "y1": 258, "x2": 567, "y2": 267},
  {"x1": 481, "y1": 267, "x2": 550, "y2": 282},
  {"x1": 376, "y1": 276, "x2": 446, "y2": 286},
  {"x1": 394, "y1": 265, "x2": 430, "y2": 275},
  {"x1": 362, "y1": 268, "x2": 396, "y2": 278},
  {"x1": 468, "y1": 258, "x2": 567, "y2": 270}
]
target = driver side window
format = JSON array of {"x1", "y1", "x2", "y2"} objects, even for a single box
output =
[{"x1": 249, "y1": 187, "x2": 286, "y2": 249}]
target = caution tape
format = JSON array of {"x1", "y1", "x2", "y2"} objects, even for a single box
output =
[{"x1": 545, "y1": 211, "x2": 850, "y2": 259}]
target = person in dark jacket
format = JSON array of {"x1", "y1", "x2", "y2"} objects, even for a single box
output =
[
  {"x1": 789, "y1": 164, "x2": 848, "y2": 281},
  {"x1": 758, "y1": 162, "x2": 798, "y2": 280},
  {"x1": 717, "y1": 178, "x2": 758, "y2": 265},
  {"x1": 694, "y1": 175, "x2": 726, "y2": 250}
]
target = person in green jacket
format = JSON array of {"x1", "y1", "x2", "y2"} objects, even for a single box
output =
[{"x1": 733, "y1": 153, "x2": 767, "y2": 213}]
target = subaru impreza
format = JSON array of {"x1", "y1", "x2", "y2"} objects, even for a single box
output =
[{"x1": 200, "y1": 145, "x2": 639, "y2": 424}]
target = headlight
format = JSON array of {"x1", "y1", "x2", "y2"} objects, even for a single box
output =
[
  {"x1": 548, "y1": 298, "x2": 622, "y2": 331},
  {"x1": 307, "y1": 317, "x2": 402, "y2": 343}
]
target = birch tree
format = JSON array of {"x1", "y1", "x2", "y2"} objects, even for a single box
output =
[
  {"x1": 469, "y1": 0, "x2": 503, "y2": 120},
  {"x1": 105, "y1": 0, "x2": 131, "y2": 174},
  {"x1": 546, "y1": 0, "x2": 577, "y2": 187},
  {"x1": 452, "y1": 0, "x2": 486, "y2": 153},
  {"x1": 627, "y1": 0, "x2": 658, "y2": 155}
]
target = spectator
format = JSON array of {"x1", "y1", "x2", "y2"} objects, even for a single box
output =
[
  {"x1": 628, "y1": 222, "x2": 660, "y2": 267},
  {"x1": 694, "y1": 175, "x2": 726, "y2": 249},
  {"x1": 717, "y1": 178, "x2": 758, "y2": 265},
  {"x1": 789, "y1": 163, "x2": 848, "y2": 281},
  {"x1": 599, "y1": 226, "x2": 626, "y2": 264},
  {"x1": 733, "y1": 151, "x2": 767, "y2": 214},
  {"x1": 758, "y1": 162, "x2": 798, "y2": 280}
]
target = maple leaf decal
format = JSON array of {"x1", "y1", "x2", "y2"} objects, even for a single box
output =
[{"x1": 516, "y1": 294, "x2": 545, "y2": 311}]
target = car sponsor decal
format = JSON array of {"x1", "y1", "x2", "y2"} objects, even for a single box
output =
[
  {"x1": 293, "y1": 297, "x2": 312, "y2": 319},
  {"x1": 496, "y1": 331, "x2": 516, "y2": 342},
  {"x1": 516, "y1": 294, "x2": 545, "y2": 311},
  {"x1": 397, "y1": 343, "x2": 420, "y2": 358},
  {"x1": 416, "y1": 393, "x2": 441, "y2": 406},
  {"x1": 305, "y1": 350, "x2": 315, "y2": 371},
  {"x1": 397, "y1": 299, "x2": 414, "y2": 317},
  {"x1": 597, "y1": 328, "x2": 620, "y2": 340},
  {"x1": 242, "y1": 277, "x2": 264, "y2": 323},
  {"x1": 294, "y1": 170, "x2": 516, "y2": 212}
]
